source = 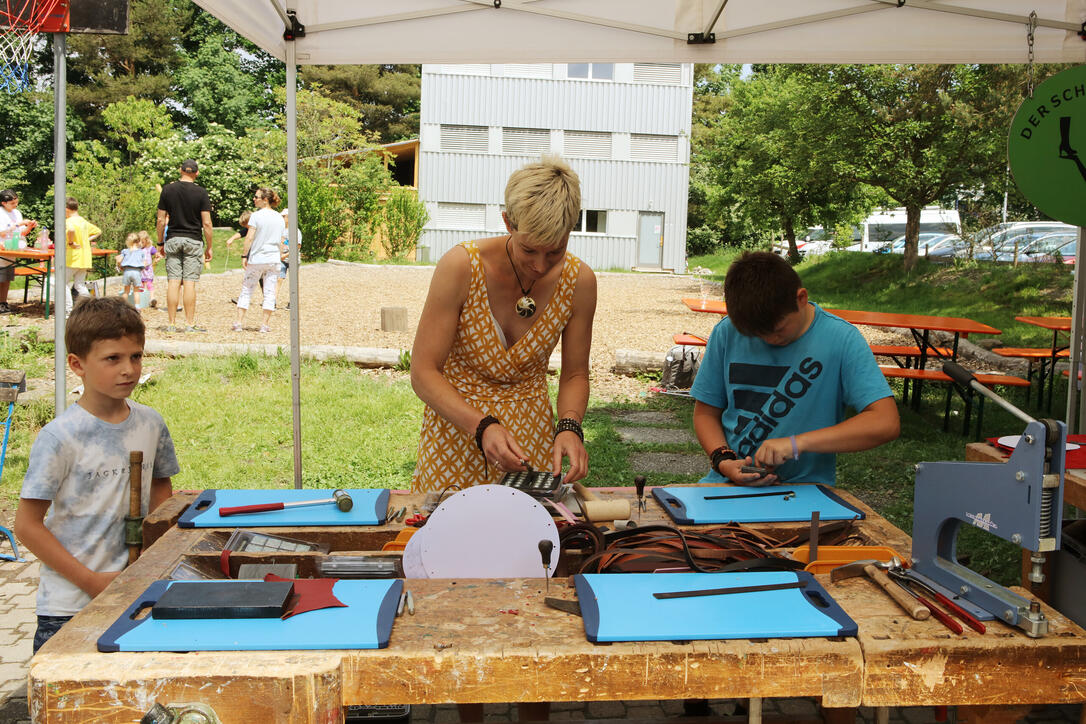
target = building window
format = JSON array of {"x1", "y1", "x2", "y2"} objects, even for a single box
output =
[
  {"x1": 435, "y1": 203, "x2": 486, "y2": 229},
  {"x1": 575, "y1": 210, "x2": 607, "y2": 234},
  {"x1": 441, "y1": 64, "x2": 490, "y2": 75},
  {"x1": 504, "y1": 64, "x2": 552, "y2": 79},
  {"x1": 564, "y1": 131, "x2": 611, "y2": 159},
  {"x1": 630, "y1": 134, "x2": 679, "y2": 162},
  {"x1": 440, "y1": 125, "x2": 488, "y2": 153},
  {"x1": 502, "y1": 127, "x2": 550, "y2": 156},
  {"x1": 567, "y1": 63, "x2": 613, "y2": 80},
  {"x1": 633, "y1": 63, "x2": 683, "y2": 84}
]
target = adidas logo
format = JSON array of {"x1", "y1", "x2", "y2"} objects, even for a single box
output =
[{"x1": 728, "y1": 357, "x2": 822, "y2": 458}]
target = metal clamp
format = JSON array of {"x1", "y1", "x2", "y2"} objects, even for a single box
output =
[{"x1": 283, "y1": 10, "x2": 305, "y2": 40}]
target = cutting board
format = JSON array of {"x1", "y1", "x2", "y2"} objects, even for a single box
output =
[
  {"x1": 574, "y1": 571, "x2": 854, "y2": 643},
  {"x1": 178, "y1": 489, "x2": 390, "y2": 528},
  {"x1": 652, "y1": 484, "x2": 863, "y2": 525},
  {"x1": 98, "y1": 578, "x2": 402, "y2": 652}
]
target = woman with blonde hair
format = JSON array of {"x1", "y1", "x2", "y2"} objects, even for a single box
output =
[{"x1": 411, "y1": 155, "x2": 597, "y2": 493}]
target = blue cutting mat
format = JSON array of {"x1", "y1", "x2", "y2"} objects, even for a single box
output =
[
  {"x1": 574, "y1": 571, "x2": 855, "y2": 643},
  {"x1": 98, "y1": 579, "x2": 403, "y2": 652},
  {"x1": 653, "y1": 484, "x2": 863, "y2": 525},
  {"x1": 178, "y1": 489, "x2": 390, "y2": 528}
]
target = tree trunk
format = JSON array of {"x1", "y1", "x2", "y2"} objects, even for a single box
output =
[
  {"x1": 784, "y1": 218, "x2": 800, "y2": 265},
  {"x1": 903, "y1": 205, "x2": 921, "y2": 272}
]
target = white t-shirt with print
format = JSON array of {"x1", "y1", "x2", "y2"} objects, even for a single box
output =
[{"x1": 21, "y1": 401, "x2": 180, "y2": 616}]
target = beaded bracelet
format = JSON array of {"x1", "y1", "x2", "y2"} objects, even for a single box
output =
[
  {"x1": 554, "y1": 417, "x2": 584, "y2": 442},
  {"x1": 710, "y1": 445, "x2": 738, "y2": 473},
  {"x1": 475, "y1": 415, "x2": 500, "y2": 452}
]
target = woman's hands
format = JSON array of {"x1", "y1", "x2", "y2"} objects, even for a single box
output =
[
  {"x1": 479, "y1": 423, "x2": 530, "y2": 473},
  {"x1": 553, "y1": 430, "x2": 588, "y2": 485}
]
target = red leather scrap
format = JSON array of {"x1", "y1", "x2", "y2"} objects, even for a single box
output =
[{"x1": 264, "y1": 573, "x2": 347, "y2": 619}]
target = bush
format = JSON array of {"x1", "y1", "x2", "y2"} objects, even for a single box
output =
[
  {"x1": 295, "y1": 172, "x2": 347, "y2": 260},
  {"x1": 378, "y1": 188, "x2": 429, "y2": 259},
  {"x1": 686, "y1": 224, "x2": 722, "y2": 256}
]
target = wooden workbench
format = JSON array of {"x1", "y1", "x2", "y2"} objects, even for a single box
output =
[{"x1": 26, "y1": 488, "x2": 1086, "y2": 723}]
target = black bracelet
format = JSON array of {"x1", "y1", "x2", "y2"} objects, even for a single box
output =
[
  {"x1": 475, "y1": 415, "x2": 500, "y2": 452},
  {"x1": 554, "y1": 417, "x2": 584, "y2": 442},
  {"x1": 710, "y1": 445, "x2": 738, "y2": 473}
]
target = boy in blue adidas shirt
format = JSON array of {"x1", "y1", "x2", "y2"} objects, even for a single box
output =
[{"x1": 691, "y1": 252, "x2": 899, "y2": 486}]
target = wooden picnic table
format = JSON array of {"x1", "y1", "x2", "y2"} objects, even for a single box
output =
[
  {"x1": 26, "y1": 487, "x2": 1086, "y2": 724},
  {"x1": 1014, "y1": 316, "x2": 1073, "y2": 410},
  {"x1": 0, "y1": 247, "x2": 118, "y2": 320},
  {"x1": 680, "y1": 299, "x2": 1002, "y2": 409}
]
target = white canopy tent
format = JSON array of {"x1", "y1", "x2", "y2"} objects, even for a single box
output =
[{"x1": 185, "y1": 0, "x2": 1086, "y2": 486}]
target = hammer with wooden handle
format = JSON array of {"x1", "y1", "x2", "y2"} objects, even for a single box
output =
[
  {"x1": 830, "y1": 559, "x2": 930, "y2": 620},
  {"x1": 219, "y1": 489, "x2": 354, "y2": 517}
]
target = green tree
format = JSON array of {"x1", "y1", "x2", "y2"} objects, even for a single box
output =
[
  {"x1": 793, "y1": 64, "x2": 1023, "y2": 271},
  {"x1": 175, "y1": 34, "x2": 269, "y2": 136},
  {"x1": 700, "y1": 67, "x2": 875, "y2": 262},
  {"x1": 300, "y1": 65, "x2": 420, "y2": 143},
  {"x1": 62, "y1": 0, "x2": 193, "y2": 136}
]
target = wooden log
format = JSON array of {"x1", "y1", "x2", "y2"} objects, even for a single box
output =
[
  {"x1": 381, "y1": 306, "x2": 408, "y2": 332},
  {"x1": 614, "y1": 349, "x2": 663, "y2": 376}
]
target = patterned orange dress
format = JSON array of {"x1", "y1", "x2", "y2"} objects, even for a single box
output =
[{"x1": 411, "y1": 240, "x2": 582, "y2": 494}]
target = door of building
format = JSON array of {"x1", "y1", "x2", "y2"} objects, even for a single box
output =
[{"x1": 637, "y1": 212, "x2": 664, "y2": 268}]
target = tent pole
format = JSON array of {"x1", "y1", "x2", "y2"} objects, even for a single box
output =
[
  {"x1": 52, "y1": 32, "x2": 67, "y2": 416},
  {"x1": 1069, "y1": 227, "x2": 1086, "y2": 434},
  {"x1": 286, "y1": 40, "x2": 302, "y2": 489}
]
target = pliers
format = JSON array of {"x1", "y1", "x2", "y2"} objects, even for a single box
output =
[
  {"x1": 405, "y1": 513, "x2": 428, "y2": 527},
  {"x1": 888, "y1": 569, "x2": 986, "y2": 634}
]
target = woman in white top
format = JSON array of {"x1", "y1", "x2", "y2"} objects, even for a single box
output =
[
  {"x1": 232, "y1": 187, "x2": 285, "y2": 333},
  {"x1": 0, "y1": 189, "x2": 37, "y2": 314}
]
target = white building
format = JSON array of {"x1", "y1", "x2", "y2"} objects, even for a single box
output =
[{"x1": 418, "y1": 63, "x2": 694, "y2": 272}]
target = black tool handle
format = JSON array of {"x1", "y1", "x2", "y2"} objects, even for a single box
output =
[
  {"x1": 538, "y1": 539, "x2": 553, "y2": 569},
  {"x1": 634, "y1": 475, "x2": 646, "y2": 498}
]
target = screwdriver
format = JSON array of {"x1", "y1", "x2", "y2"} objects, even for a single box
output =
[
  {"x1": 538, "y1": 539, "x2": 553, "y2": 593},
  {"x1": 634, "y1": 475, "x2": 647, "y2": 520}
]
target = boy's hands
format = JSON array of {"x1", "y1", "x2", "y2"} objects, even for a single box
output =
[
  {"x1": 717, "y1": 455, "x2": 779, "y2": 486},
  {"x1": 755, "y1": 436, "x2": 799, "y2": 468}
]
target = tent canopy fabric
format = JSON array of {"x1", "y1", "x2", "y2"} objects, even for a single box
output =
[{"x1": 195, "y1": 0, "x2": 1086, "y2": 65}]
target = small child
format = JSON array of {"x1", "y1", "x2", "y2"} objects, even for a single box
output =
[
  {"x1": 224, "y1": 211, "x2": 252, "y2": 251},
  {"x1": 116, "y1": 233, "x2": 145, "y2": 306},
  {"x1": 137, "y1": 231, "x2": 159, "y2": 308},
  {"x1": 14, "y1": 296, "x2": 179, "y2": 652}
]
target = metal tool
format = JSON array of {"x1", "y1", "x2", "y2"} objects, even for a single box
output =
[
  {"x1": 891, "y1": 563, "x2": 986, "y2": 634},
  {"x1": 544, "y1": 597, "x2": 581, "y2": 616},
  {"x1": 703, "y1": 490, "x2": 795, "y2": 501},
  {"x1": 886, "y1": 567, "x2": 968, "y2": 634},
  {"x1": 634, "y1": 475, "x2": 647, "y2": 520},
  {"x1": 830, "y1": 559, "x2": 929, "y2": 620},
  {"x1": 910, "y1": 361, "x2": 1064, "y2": 637},
  {"x1": 218, "y1": 489, "x2": 354, "y2": 516},
  {"x1": 808, "y1": 511, "x2": 820, "y2": 564},
  {"x1": 740, "y1": 465, "x2": 769, "y2": 476},
  {"x1": 653, "y1": 580, "x2": 806, "y2": 600},
  {"x1": 538, "y1": 539, "x2": 553, "y2": 593}
]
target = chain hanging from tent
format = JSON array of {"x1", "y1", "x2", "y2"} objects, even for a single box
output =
[
  {"x1": 1026, "y1": 10, "x2": 1037, "y2": 98},
  {"x1": 0, "y1": 0, "x2": 63, "y2": 93}
]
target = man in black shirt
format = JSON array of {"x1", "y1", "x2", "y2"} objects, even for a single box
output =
[{"x1": 157, "y1": 159, "x2": 213, "y2": 332}]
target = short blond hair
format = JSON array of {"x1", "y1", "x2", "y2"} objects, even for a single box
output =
[
  {"x1": 504, "y1": 155, "x2": 580, "y2": 249},
  {"x1": 125, "y1": 232, "x2": 139, "y2": 247}
]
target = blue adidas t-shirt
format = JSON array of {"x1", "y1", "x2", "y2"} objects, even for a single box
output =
[{"x1": 690, "y1": 303, "x2": 892, "y2": 485}]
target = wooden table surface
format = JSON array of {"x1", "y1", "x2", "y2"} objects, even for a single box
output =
[{"x1": 27, "y1": 488, "x2": 1086, "y2": 723}]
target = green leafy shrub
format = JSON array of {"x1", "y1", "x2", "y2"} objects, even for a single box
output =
[
  {"x1": 378, "y1": 188, "x2": 429, "y2": 259},
  {"x1": 296, "y1": 172, "x2": 347, "y2": 260}
]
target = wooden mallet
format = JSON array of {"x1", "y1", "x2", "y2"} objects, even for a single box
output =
[{"x1": 219, "y1": 489, "x2": 354, "y2": 517}]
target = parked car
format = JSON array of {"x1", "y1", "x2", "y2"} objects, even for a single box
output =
[
  {"x1": 1020, "y1": 231, "x2": 1079, "y2": 264},
  {"x1": 973, "y1": 222, "x2": 1076, "y2": 261},
  {"x1": 920, "y1": 234, "x2": 964, "y2": 258},
  {"x1": 878, "y1": 232, "x2": 948, "y2": 254}
]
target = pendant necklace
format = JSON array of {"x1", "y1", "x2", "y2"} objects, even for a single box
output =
[{"x1": 506, "y1": 236, "x2": 537, "y2": 318}]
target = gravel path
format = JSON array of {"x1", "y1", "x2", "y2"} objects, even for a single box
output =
[{"x1": 3, "y1": 261, "x2": 908, "y2": 401}]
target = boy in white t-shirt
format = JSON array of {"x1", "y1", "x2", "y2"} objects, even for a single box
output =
[{"x1": 14, "y1": 296, "x2": 179, "y2": 651}]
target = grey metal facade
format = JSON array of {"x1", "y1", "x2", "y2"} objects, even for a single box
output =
[{"x1": 418, "y1": 63, "x2": 693, "y2": 273}]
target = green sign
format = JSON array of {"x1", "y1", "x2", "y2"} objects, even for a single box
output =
[{"x1": 1008, "y1": 64, "x2": 1086, "y2": 228}]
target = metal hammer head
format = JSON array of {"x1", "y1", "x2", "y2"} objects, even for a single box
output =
[
  {"x1": 333, "y1": 489, "x2": 353, "y2": 512},
  {"x1": 829, "y1": 559, "x2": 889, "y2": 583}
]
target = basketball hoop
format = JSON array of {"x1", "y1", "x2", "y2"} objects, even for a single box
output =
[{"x1": 0, "y1": 0, "x2": 68, "y2": 93}]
